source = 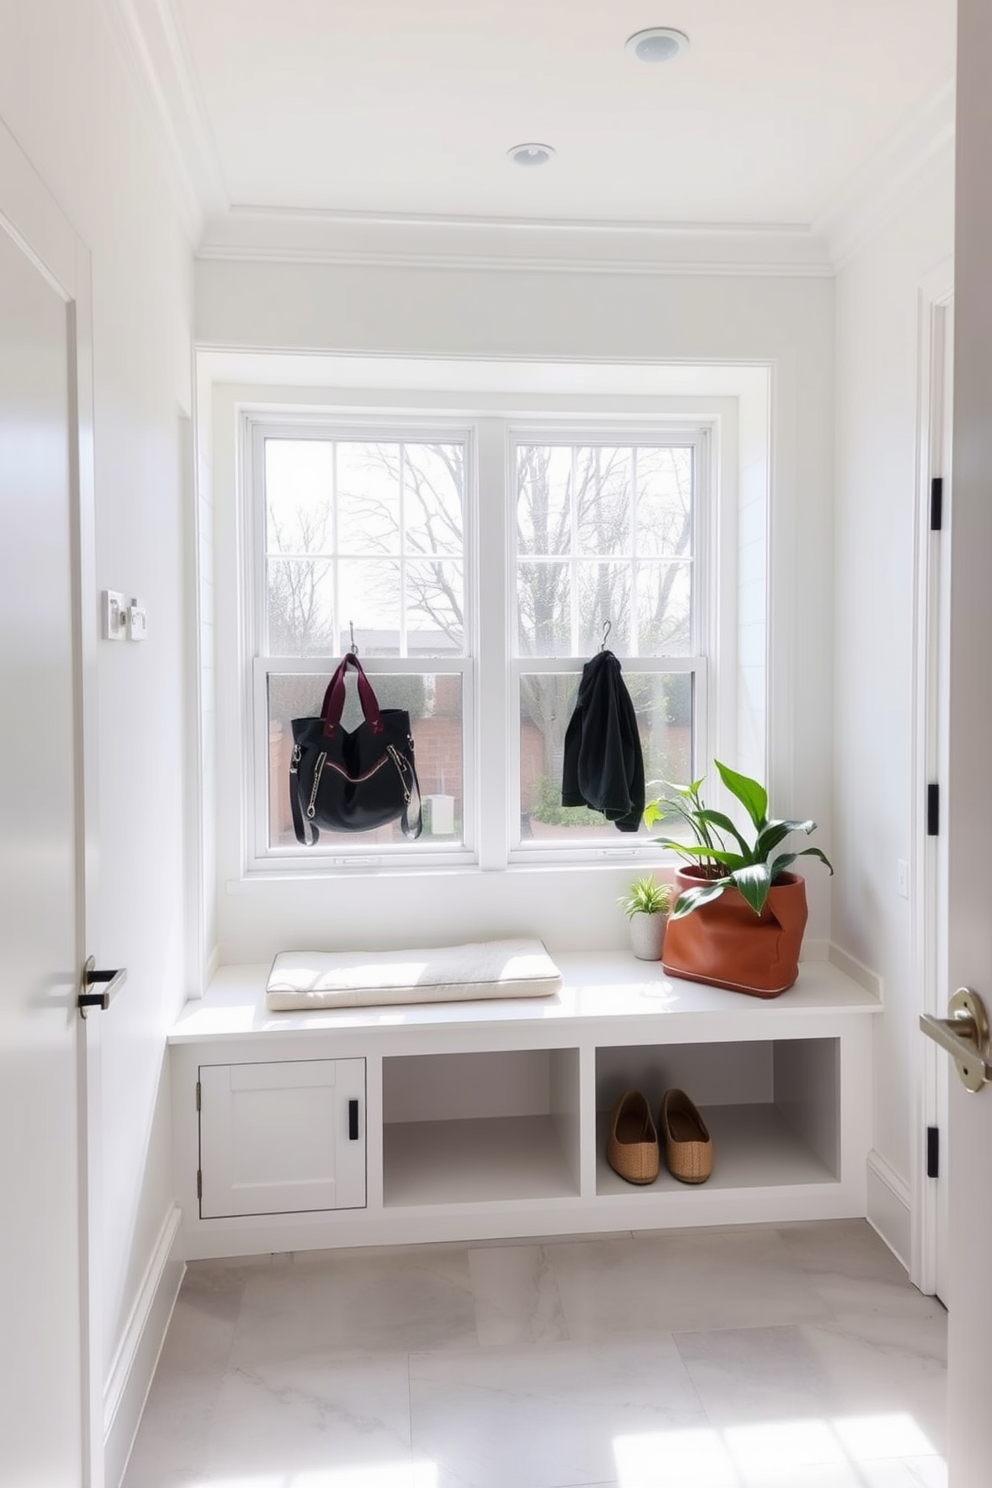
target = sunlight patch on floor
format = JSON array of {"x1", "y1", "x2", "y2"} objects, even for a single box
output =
[
  {"x1": 187, "y1": 1465, "x2": 438, "y2": 1488},
  {"x1": 614, "y1": 1412, "x2": 943, "y2": 1487}
]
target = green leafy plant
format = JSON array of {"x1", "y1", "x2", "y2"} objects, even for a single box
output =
[
  {"x1": 529, "y1": 774, "x2": 606, "y2": 828},
  {"x1": 617, "y1": 875, "x2": 674, "y2": 918},
  {"x1": 644, "y1": 760, "x2": 833, "y2": 919}
]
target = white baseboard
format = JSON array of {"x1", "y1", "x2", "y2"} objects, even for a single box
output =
[
  {"x1": 828, "y1": 943, "x2": 883, "y2": 1001},
  {"x1": 104, "y1": 1203, "x2": 185, "y2": 1488},
  {"x1": 866, "y1": 1148, "x2": 912, "y2": 1272}
]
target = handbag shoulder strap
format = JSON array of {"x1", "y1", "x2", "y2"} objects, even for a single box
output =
[
  {"x1": 321, "y1": 652, "x2": 383, "y2": 739},
  {"x1": 289, "y1": 743, "x2": 317, "y2": 846},
  {"x1": 392, "y1": 741, "x2": 423, "y2": 840}
]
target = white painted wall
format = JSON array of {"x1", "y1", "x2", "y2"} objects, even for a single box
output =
[
  {"x1": 833, "y1": 147, "x2": 954, "y2": 1253},
  {"x1": 195, "y1": 262, "x2": 835, "y2": 964},
  {"x1": 0, "y1": 0, "x2": 193, "y2": 1472}
]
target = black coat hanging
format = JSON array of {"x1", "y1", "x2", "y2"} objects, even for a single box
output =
[{"x1": 561, "y1": 648, "x2": 645, "y2": 832}]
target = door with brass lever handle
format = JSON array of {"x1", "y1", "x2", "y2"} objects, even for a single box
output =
[
  {"x1": 920, "y1": 988, "x2": 992, "y2": 1093},
  {"x1": 77, "y1": 955, "x2": 127, "y2": 1018}
]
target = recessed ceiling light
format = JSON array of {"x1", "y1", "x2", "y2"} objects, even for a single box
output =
[
  {"x1": 507, "y1": 143, "x2": 556, "y2": 167},
  {"x1": 624, "y1": 27, "x2": 689, "y2": 63}
]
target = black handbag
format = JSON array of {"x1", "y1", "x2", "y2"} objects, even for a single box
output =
[{"x1": 289, "y1": 654, "x2": 422, "y2": 844}]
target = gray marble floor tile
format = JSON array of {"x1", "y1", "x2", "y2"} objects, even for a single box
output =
[
  {"x1": 229, "y1": 1248, "x2": 478, "y2": 1365},
  {"x1": 121, "y1": 1266, "x2": 245, "y2": 1487},
  {"x1": 468, "y1": 1243, "x2": 568, "y2": 1345},
  {"x1": 808, "y1": 1271, "x2": 947, "y2": 1329},
  {"x1": 799, "y1": 1320, "x2": 947, "y2": 1456},
  {"x1": 409, "y1": 1336, "x2": 706, "y2": 1488},
  {"x1": 122, "y1": 1223, "x2": 948, "y2": 1488},
  {"x1": 549, "y1": 1229, "x2": 832, "y2": 1339},
  {"x1": 775, "y1": 1220, "x2": 910, "y2": 1284},
  {"x1": 203, "y1": 1352, "x2": 414, "y2": 1475},
  {"x1": 185, "y1": 1250, "x2": 294, "y2": 1283},
  {"x1": 674, "y1": 1324, "x2": 841, "y2": 1424},
  {"x1": 610, "y1": 1425, "x2": 946, "y2": 1488},
  {"x1": 858, "y1": 1460, "x2": 947, "y2": 1487}
]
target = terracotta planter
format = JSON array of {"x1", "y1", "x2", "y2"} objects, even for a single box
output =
[{"x1": 661, "y1": 867, "x2": 808, "y2": 998}]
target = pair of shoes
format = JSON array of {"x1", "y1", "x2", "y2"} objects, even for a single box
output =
[
  {"x1": 659, "y1": 1087, "x2": 714, "y2": 1185},
  {"x1": 606, "y1": 1088, "x2": 713, "y2": 1186},
  {"x1": 606, "y1": 1090, "x2": 659, "y2": 1184}
]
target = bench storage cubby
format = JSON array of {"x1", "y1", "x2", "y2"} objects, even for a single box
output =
[{"x1": 169, "y1": 953, "x2": 880, "y2": 1258}]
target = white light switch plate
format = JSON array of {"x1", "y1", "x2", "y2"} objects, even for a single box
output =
[
  {"x1": 101, "y1": 589, "x2": 126, "y2": 641},
  {"x1": 127, "y1": 599, "x2": 148, "y2": 641}
]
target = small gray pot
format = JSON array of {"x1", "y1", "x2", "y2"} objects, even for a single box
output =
[{"x1": 628, "y1": 911, "x2": 667, "y2": 961}]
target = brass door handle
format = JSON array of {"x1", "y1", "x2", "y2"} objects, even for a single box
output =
[{"x1": 920, "y1": 988, "x2": 992, "y2": 1093}]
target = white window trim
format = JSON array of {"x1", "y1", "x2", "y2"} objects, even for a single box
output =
[
  {"x1": 242, "y1": 410, "x2": 479, "y2": 873},
  {"x1": 505, "y1": 421, "x2": 711, "y2": 864},
  {"x1": 239, "y1": 407, "x2": 726, "y2": 876},
  {"x1": 202, "y1": 365, "x2": 764, "y2": 902}
]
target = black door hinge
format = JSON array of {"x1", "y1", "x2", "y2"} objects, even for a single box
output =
[
  {"x1": 930, "y1": 476, "x2": 943, "y2": 531},
  {"x1": 926, "y1": 1126, "x2": 939, "y2": 1179},
  {"x1": 927, "y1": 783, "x2": 939, "y2": 836}
]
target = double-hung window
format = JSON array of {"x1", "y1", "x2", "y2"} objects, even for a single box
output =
[
  {"x1": 250, "y1": 420, "x2": 475, "y2": 865},
  {"x1": 510, "y1": 428, "x2": 705, "y2": 855},
  {"x1": 244, "y1": 410, "x2": 709, "y2": 870}
]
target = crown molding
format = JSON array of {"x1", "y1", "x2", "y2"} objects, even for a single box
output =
[
  {"x1": 99, "y1": 0, "x2": 227, "y2": 244},
  {"x1": 814, "y1": 80, "x2": 956, "y2": 270},
  {"x1": 198, "y1": 209, "x2": 835, "y2": 277},
  {"x1": 96, "y1": 0, "x2": 953, "y2": 280}
]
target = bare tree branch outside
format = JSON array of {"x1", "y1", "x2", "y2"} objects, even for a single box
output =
[{"x1": 260, "y1": 433, "x2": 697, "y2": 847}]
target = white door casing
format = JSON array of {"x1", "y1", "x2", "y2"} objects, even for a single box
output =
[
  {"x1": 943, "y1": 1, "x2": 992, "y2": 1481},
  {"x1": 0, "y1": 121, "x2": 100, "y2": 1485},
  {"x1": 912, "y1": 278, "x2": 953, "y2": 1304}
]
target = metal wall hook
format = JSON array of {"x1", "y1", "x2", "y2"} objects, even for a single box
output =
[
  {"x1": 348, "y1": 619, "x2": 359, "y2": 657},
  {"x1": 600, "y1": 618, "x2": 612, "y2": 652}
]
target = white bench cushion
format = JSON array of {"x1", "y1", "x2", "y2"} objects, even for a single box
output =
[{"x1": 265, "y1": 938, "x2": 562, "y2": 1010}]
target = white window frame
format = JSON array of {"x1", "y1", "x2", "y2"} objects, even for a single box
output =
[
  {"x1": 243, "y1": 412, "x2": 478, "y2": 871},
  {"x1": 235, "y1": 400, "x2": 734, "y2": 878},
  {"x1": 506, "y1": 422, "x2": 711, "y2": 864}
]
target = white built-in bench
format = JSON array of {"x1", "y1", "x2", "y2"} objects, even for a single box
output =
[{"x1": 168, "y1": 952, "x2": 881, "y2": 1259}]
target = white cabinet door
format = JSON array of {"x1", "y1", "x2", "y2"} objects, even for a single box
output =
[{"x1": 199, "y1": 1059, "x2": 366, "y2": 1218}]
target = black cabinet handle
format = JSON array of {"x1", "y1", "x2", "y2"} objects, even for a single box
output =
[{"x1": 348, "y1": 1099, "x2": 359, "y2": 1140}]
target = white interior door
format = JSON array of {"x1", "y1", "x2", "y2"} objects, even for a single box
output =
[
  {"x1": 0, "y1": 136, "x2": 96, "y2": 1484},
  {"x1": 939, "y1": 2, "x2": 992, "y2": 1481}
]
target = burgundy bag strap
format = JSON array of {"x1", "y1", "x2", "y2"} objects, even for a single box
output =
[{"x1": 321, "y1": 653, "x2": 384, "y2": 738}]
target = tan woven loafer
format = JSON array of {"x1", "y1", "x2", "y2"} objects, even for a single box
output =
[
  {"x1": 659, "y1": 1088, "x2": 713, "y2": 1184},
  {"x1": 606, "y1": 1090, "x2": 660, "y2": 1185}
]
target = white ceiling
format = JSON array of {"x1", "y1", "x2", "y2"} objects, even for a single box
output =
[{"x1": 169, "y1": 0, "x2": 956, "y2": 234}]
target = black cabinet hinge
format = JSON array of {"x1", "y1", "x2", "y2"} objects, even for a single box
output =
[
  {"x1": 195, "y1": 1079, "x2": 201, "y2": 1112},
  {"x1": 926, "y1": 1126, "x2": 939, "y2": 1179},
  {"x1": 927, "y1": 783, "x2": 939, "y2": 836},
  {"x1": 196, "y1": 1169, "x2": 202, "y2": 1200},
  {"x1": 930, "y1": 477, "x2": 943, "y2": 531}
]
